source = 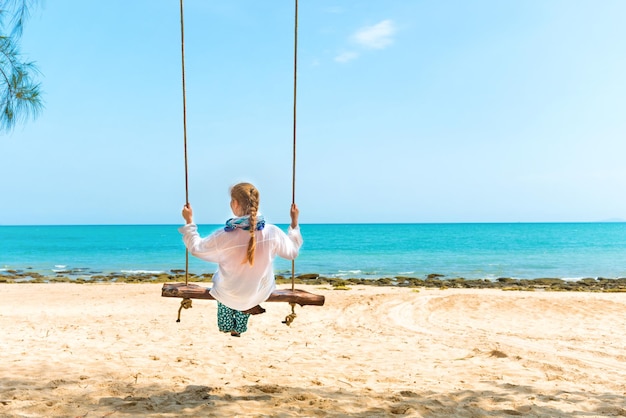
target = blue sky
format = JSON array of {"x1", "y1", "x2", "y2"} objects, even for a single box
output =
[{"x1": 1, "y1": 0, "x2": 625, "y2": 225}]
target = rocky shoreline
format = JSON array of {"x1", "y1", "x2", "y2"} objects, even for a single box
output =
[{"x1": 1, "y1": 269, "x2": 626, "y2": 292}]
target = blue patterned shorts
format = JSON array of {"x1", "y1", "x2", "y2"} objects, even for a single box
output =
[{"x1": 217, "y1": 301, "x2": 250, "y2": 334}]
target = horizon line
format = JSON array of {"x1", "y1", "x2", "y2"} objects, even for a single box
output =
[{"x1": 2, "y1": 220, "x2": 625, "y2": 227}]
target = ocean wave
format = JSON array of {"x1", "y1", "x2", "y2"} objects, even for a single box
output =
[
  {"x1": 562, "y1": 276, "x2": 591, "y2": 282},
  {"x1": 333, "y1": 270, "x2": 395, "y2": 279},
  {"x1": 52, "y1": 267, "x2": 90, "y2": 274},
  {"x1": 121, "y1": 270, "x2": 165, "y2": 275}
]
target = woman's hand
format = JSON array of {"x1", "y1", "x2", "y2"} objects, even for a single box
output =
[
  {"x1": 290, "y1": 203, "x2": 299, "y2": 229},
  {"x1": 182, "y1": 203, "x2": 194, "y2": 224}
]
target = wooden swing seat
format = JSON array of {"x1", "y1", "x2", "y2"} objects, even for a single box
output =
[{"x1": 161, "y1": 282, "x2": 325, "y2": 306}]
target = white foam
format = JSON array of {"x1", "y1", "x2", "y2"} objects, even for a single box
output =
[
  {"x1": 121, "y1": 270, "x2": 165, "y2": 275},
  {"x1": 563, "y1": 277, "x2": 588, "y2": 282}
]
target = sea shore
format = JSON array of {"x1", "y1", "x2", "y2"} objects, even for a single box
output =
[
  {"x1": 1, "y1": 283, "x2": 625, "y2": 417},
  {"x1": 2, "y1": 268, "x2": 626, "y2": 292}
]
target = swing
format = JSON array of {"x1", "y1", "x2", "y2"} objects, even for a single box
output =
[{"x1": 162, "y1": 0, "x2": 325, "y2": 324}]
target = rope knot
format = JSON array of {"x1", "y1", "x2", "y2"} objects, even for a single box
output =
[
  {"x1": 282, "y1": 302, "x2": 297, "y2": 326},
  {"x1": 176, "y1": 298, "x2": 193, "y2": 322}
]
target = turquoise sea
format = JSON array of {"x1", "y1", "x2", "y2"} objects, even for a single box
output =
[{"x1": 1, "y1": 223, "x2": 626, "y2": 281}]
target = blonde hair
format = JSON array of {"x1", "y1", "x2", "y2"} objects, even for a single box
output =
[{"x1": 230, "y1": 182, "x2": 260, "y2": 265}]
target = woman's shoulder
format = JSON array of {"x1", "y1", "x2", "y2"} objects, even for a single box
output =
[{"x1": 261, "y1": 223, "x2": 287, "y2": 234}]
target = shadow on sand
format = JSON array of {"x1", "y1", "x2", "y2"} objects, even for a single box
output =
[{"x1": 2, "y1": 377, "x2": 625, "y2": 417}]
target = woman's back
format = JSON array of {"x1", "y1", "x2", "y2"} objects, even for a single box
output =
[{"x1": 181, "y1": 223, "x2": 302, "y2": 311}]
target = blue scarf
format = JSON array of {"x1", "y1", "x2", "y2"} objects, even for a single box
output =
[{"x1": 224, "y1": 215, "x2": 265, "y2": 232}]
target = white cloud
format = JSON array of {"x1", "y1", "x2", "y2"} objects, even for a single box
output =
[
  {"x1": 334, "y1": 51, "x2": 359, "y2": 63},
  {"x1": 351, "y1": 19, "x2": 396, "y2": 49}
]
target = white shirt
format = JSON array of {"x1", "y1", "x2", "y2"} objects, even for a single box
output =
[{"x1": 178, "y1": 223, "x2": 303, "y2": 311}]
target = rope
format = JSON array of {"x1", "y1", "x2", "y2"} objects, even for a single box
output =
[
  {"x1": 282, "y1": 302, "x2": 297, "y2": 326},
  {"x1": 179, "y1": 0, "x2": 190, "y2": 286},
  {"x1": 177, "y1": 298, "x2": 192, "y2": 322},
  {"x1": 286, "y1": 0, "x2": 299, "y2": 326},
  {"x1": 290, "y1": 0, "x2": 298, "y2": 293},
  {"x1": 291, "y1": 0, "x2": 298, "y2": 208}
]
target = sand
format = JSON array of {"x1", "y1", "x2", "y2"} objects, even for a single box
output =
[{"x1": 0, "y1": 283, "x2": 625, "y2": 417}]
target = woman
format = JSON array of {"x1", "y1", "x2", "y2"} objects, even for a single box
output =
[{"x1": 179, "y1": 182, "x2": 302, "y2": 337}]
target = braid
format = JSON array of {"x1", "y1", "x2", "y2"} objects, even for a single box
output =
[
  {"x1": 245, "y1": 187, "x2": 259, "y2": 265},
  {"x1": 231, "y1": 183, "x2": 261, "y2": 266}
]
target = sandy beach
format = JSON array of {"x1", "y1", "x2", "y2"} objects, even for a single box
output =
[{"x1": 1, "y1": 283, "x2": 625, "y2": 417}]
